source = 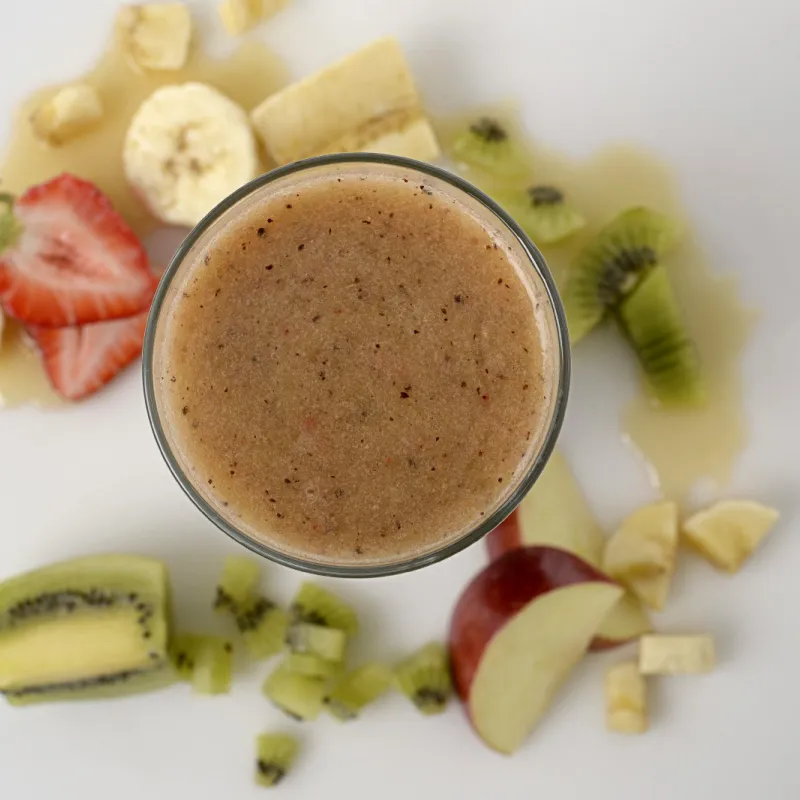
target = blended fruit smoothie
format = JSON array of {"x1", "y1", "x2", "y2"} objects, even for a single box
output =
[{"x1": 154, "y1": 167, "x2": 558, "y2": 567}]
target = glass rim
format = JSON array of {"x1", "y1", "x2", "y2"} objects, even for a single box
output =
[{"x1": 142, "y1": 152, "x2": 571, "y2": 578}]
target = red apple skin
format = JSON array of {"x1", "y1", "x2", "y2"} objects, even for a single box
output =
[
  {"x1": 485, "y1": 510, "x2": 522, "y2": 561},
  {"x1": 449, "y1": 546, "x2": 614, "y2": 702}
]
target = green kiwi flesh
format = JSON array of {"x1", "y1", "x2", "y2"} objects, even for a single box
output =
[
  {"x1": 496, "y1": 185, "x2": 585, "y2": 245},
  {"x1": 615, "y1": 264, "x2": 706, "y2": 407},
  {"x1": 562, "y1": 207, "x2": 681, "y2": 343},
  {"x1": 286, "y1": 622, "x2": 347, "y2": 662},
  {"x1": 213, "y1": 556, "x2": 261, "y2": 614},
  {"x1": 255, "y1": 733, "x2": 299, "y2": 788},
  {"x1": 450, "y1": 117, "x2": 530, "y2": 178},
  {"x1": 290, "y1": 583, "x2": 358, "y2": 636},
  {"x1": 0, "y1": 555, "x2": 172, "y2": 705},
  {"x1": 394, "y1": 642, "x2": 452, "y2": 715},
  {"x1": 237, "y1": 598, "x2": 288, "y2": 660},
  {"x1": 324, "y1": 663, "x2": 393, "y2": 721},
  {"x1": 262, "y1": 665, "x2": 327, "y2": 721},
  {"x1": 285, "y1": 652, "x2": 344, "y2": 680},
  {"x1": 170, "y1": 633, "x2": 233, "y2": 695}
]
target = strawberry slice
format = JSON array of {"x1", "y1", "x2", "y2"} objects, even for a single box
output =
[
  {"x1": 28, "y1": 311, "x2": 150, "y2": 401},
  {"x1": 0, "y1": 174, "x2": 156, "y2": 327}
]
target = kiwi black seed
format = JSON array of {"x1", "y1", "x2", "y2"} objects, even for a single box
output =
[
  {"x1": 324, "y1": 663, "x2": 393, "y2": 721},
  {"x1": 289, "y1": 582, "x2": 359, "y2": 636},
  {"x1": 255, "y1": 733, "x2": 299, "y2": 788},
  {"x1": 450, "y1": 116, "x2": 531, "y2": 178},
  {"x1": 0, "y1": 555, "x2": 173, "y2": 705},
  {"x1": 561, "y1": 207, "x2": 681, "y2": 344},
  {"x1": 494, "y1": 184, "x2": 585, "y2": 245},
  {"x1": 394, "y1": 642, "x2": 453, "y2": 715}
]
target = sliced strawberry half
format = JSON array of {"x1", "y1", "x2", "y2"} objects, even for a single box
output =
[
  {"x1": 0, "y1": 174, "x2": 156, "y2": 327},
  {"x1": 28, "y1": 311, "x2": 150, "y2": 401}
]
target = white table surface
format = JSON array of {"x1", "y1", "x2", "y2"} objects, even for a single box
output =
[{"x1": 1, "y1": 1, "x2": 799, "y2": 798}]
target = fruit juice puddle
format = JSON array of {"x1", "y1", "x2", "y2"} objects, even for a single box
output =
[
  {"x1": 0, "y1": 34, "x2": 288, "y2": 408},
  {"x1": 438, "y1": 114, "x2": 755, "y2": 503}
]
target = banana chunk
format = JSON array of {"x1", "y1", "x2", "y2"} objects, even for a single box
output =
[
  {"x1": 30, "y1": 84, "x2": 103, "y2": 146},
  {"x1": 639, "y1": 635, "x2": 715, "y2": 676},
  {"x1": 605, "y1": 662, "x2": 648, "y2": 734},
  {"x1": 123, "y1": 83, "x2": 258, "y2": 228},
  {"x1": 118, "y1": 3, "x2": 193, "y2": 72},
  {"x1": 250, "y1": 36, "x2": 440, "y2": 165},
  {"x1": 603, "y1": 501, "x2": 679, "y2": 610},
  {"x1": 682, "y1": 500, "x2": 779, "y2": 573},
  {"x1": 219, "y1": 0, "x2": 261, "y2": 35}
]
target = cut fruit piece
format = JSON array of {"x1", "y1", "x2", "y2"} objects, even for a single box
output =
[
  {"x1": 0, "y1": 555, "x2": 172, "y2": 705},
  {"x1": 325, "y1": 663, "x2": 393, "y2": 721},
  {"x1": 290, "y1": 582, "x2": 358, "y2": 636},
  {"x1": 262, "y1": 665, "x2": 326, "y2": 721},
  {"x1": 29, "y1": 311, "x2": 150, "y2": 401},
  {"x1": 30, "y1": 84, "x2": 104, "y2": 146},
  {"x1": 0, "y1": 174, "x2": 155, "y2": 328},
  {"x1": 682, "y1": 500, "x2": 779, "y2": 573},
  {"x1": 449, "y1": 117, "x2": 530, "y2": 179},
  {"x1": 604, "y1": 501, "x2": 679, "y2": 579},
  {"x1": 117, "y1": 3, "x2": 193, "y2": 72},
  {"x1": 284, "y1": 652, "x2": 343, "y2": 680},
  {"x1": 562, "y1": 207, "x2": 680, "y2": 344},
  {"x1": 639, "y1": 635, "x2": 715, "y2": 675},
  {"x1": 359, "y1": 116, "x2": 441, "y2": 163},
  {"x1": 486, "y1": 450, "x2": 606, "y2": 568},
  {"x1": 250, "y1": 37, "x2": 437, "y2": 165},
  {"x1": 236, "y1": 598, "x2": 288, "y2": 660},
  {"x1": 616, "y1": 264, "x2": 705, "y2": 407},
  {"x1": 495, "y1": 185, "x2": 585, "y2": 245},
  {"x1": 213, "y1": 555, "x2": 261, "y2": 613},
  {"x1": 394, "y1": 642, "x2": 452, "y2": 715},
  {"x1": 592, "y1": 593, "x2": 652, "y2": 652},
  {"x1": 124, "y1": 83, "x2": 258, "y2": 228},
  {"x1": 625, "y1": 572, "x2": 672, "y2": 612},
  {"x1": 170, "y1": 633, "x2": 233, "y2": 695},
  {"x1": 286, "y1": 623, "x2": 347, "y2": 662},
  {"x1": 449, "y1": 547, "x2": 623, "y2": 754},
  {"x1": 255, "y1": 732, "x2": 299, "y2": 788},
  {"x1": 605, "y1": 661, "x2": 648, "y2": 734},
  {"x1": 219, "y1": 0, "x2": 262, "y2": 35}
]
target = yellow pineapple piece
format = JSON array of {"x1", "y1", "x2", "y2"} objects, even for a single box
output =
[
  {"x1": 605, "y1": 661, "x2": 648, "y2": 734},
  {"x1": 639, "y1": 635, "x2": 715, "y2": 676},
  {"x1": 30, "y1": 84, "x2": 104, "y2": 146}
]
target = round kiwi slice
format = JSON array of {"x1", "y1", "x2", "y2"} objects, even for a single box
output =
[
  {"x1": 450, "y1": 117, "x2": 530, "y2": 178},
  {"x1": 394, "y1": 642, "x2": 452, "y2": 715},
  {"x1": 615, "y1": 264, "x2": 705, "y2": 407},
  {"x1": 255, "y1": 733, "x2": 299, "y2": 788},
  {"x1": 495, "y1": 185, "x2": 585, "y2": 245},
  {"x1": 561, "y1": 207, "x2": 681, "y2": 344}
]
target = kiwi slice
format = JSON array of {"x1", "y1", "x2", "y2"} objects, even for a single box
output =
[
  {"x1": 495, "y1": 185, "x2": 585, "y2": 245},
  {"x1": 0, "y1": 555, "x2": 173, "y2": 705},
  {"x1": 236, "y1": 597, "x2": 289, "y2": 660},
  {"x1": 170, "y1": 633, "x2": 233, "y2": 695},
  {"x1": 262, "y1": 665, "x2": 327, "y2": 721},
  {"x1": 290, "y1": 583, "x2": 359, "y2": 636},
  {"x1": 561, "y1": 207, "x2": 681, "y2": 344},
  {"x1": 394, "y1": 642, "x2": 452, "y2": 715},
  {"x1": 285, "y1": 652, "x2": 344, "y2": 680},
  {"x1": 615, "y1": 264, "x2": 705, "y2": 407},
  {"x1": 286, "y1": 622, "x2": 347, "y2": 662},
  {"x1": 213, "y1": 556, "x2": 261, "y2": 614},
  {"x1": 450, "y1": 117, "x2": 530, "y2": 178},
  {"x1": 255, "y1": 732, "x2": 299, "y2": 788},
  {"x1": 324, "y1": 663, "x2": 393, "y2": 721}
]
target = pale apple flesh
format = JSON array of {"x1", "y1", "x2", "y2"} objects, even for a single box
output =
[
  {"x1": 449, "y1": 546, "x2": 623, "y2": 754},
  {"x1": 592, "y1": 592, "x2": 652, "y2": 651}
]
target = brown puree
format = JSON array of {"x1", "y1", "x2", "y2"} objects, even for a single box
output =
[{"x1": 156, "y1": 172, "x2": 557, "y2": 565}]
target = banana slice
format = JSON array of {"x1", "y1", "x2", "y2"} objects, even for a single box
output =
[
  {"x1": 250, "y1": 36, "x2": 440, "y2": 165},
  {"x1": 117, "y1": 4, "x2": 193, "y2": 72},
  {"x1": 30, "y1": 84, "x2": 104, "y2": 146},
  {"x1": 123, "y1": 83, "x2": 258, "y2": 228},
  {"x1": 219, "y1": 0, "x2": 261, "y2": 35}
]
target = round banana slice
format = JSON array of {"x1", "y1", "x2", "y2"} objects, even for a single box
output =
[{"x1": 123, "y1": 82, "x2": 258, "y2": 228}]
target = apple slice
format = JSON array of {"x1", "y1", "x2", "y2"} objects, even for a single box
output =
[
  {"x1": 485, "y1": 451, "x2": 605, "y2": 567},
  {"x1": 591, "y1": 593, "x2": 652, "y2": 651},
  {"x1": 449, "y1": 546, "x2": 623, "y2": 754}
]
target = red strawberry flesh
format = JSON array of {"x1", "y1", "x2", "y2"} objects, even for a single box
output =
[{"x1": 0, "y1": 174, "x2": 156, "y2": 327}]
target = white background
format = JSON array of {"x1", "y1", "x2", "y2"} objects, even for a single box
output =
[{"x1": 1, "y1": 1, "x2": 800, "y2": 798}]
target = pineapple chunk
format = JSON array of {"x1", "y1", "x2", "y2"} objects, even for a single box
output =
[
  {"x1": 219, "y1": 0, "x2": 261, "y2": 35},
  {"x1": 603, "y1": 501, "x2": 678, "y2": 610},
  {"x1": 118, "y1": 3, "x2": 192, "y2": 72},
  {"x1": 30, "y1": 84, "x2": 104, "y2": 146},
  {"x1": 639, "y1": 635, "x2": 715, "y2": 676},
  {"x1": 682, "y1": 500, "x2": 779, "y2": 573},
  {"x1": 606, "y1": 662, "x2": 648, "y2": 734}
]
